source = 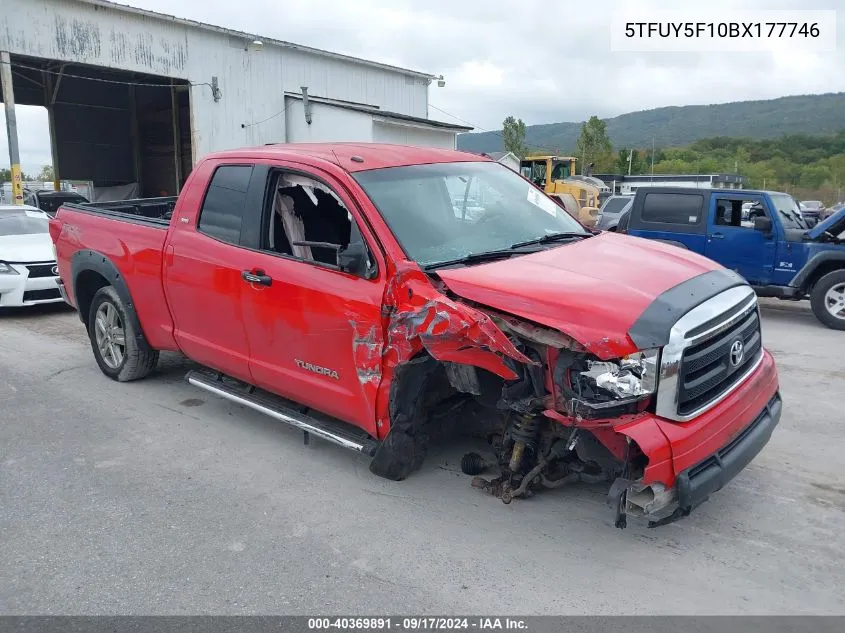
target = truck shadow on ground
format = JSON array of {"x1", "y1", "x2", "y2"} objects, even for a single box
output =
[{"x1": 0, "y1": 302, "x2": 76, "y2": 319}]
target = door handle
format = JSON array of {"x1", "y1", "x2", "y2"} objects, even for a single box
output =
[
  {"x1": 241, "y1": 269, "x2": 272, "y2": 286},
  {"x1": 710, "y1": 233, "x2": 725, "y2": 240}
]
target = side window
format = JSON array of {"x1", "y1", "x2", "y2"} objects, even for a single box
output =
[
  {"x1": 197, "y1": 165, "x2": 253, "y2": 244},
  {"x1": 641, "y1": 193, "x2": 703, "y2": 225},
  {"x1": 714, "y1": 197, "x2": 766, "y2": 229},
  {"x1": 262, "y1": 171, "x2": 372, "y2": 273}
]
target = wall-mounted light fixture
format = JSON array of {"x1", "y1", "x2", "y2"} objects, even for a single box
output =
[{"x1": 247, "y1": 39, "x2": 264, "y2": 51}]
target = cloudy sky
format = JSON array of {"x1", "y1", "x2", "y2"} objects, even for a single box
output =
[{"x1": 2, "y1": 0, "x2": 843, "y2": 174}]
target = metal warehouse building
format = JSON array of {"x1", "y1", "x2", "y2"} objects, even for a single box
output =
[{"x1": 0, "y1": 0, "x2": 469, "y2": 199}]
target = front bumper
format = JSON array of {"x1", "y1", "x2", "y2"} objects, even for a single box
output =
[
  {"x1": 612, "y1": 348, "x2": 780, "y2": 525},
  {"x1": 677, "y1": 391, "x2": 781, "y2": 512},
  {"x1": 0, "y1": 262, "x2": 64, "y2": 307}
]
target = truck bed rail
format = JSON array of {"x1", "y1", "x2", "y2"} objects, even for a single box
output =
[{"x1": 61, "y1": 196, "x2": 177, "y2": 228}]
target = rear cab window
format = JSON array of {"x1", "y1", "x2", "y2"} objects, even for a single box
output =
[
  {"x1": 641, "y1": 192, "x2": 704, "y2": 225},
  {"x1": 197, "y1": 165, "x2": 254, "y2": 244}
]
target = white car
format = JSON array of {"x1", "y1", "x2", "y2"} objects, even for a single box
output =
[{"x1": 0, "y1": 204, "x2": 64, "y2": 307}]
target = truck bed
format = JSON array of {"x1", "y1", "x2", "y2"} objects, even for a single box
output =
[
  {"x1": 64, "y1": 196, "x2": 178, "y2": 226},
  {"x1": 52, "y1": 200, "x2": 178, "y2": 350}
]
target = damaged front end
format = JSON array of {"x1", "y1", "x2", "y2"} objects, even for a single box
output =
[
  {"x1": 369, "y1": 267, "x2": 671, "y2": 528},
  {"x1": 465, "y1": 326, "x2": 669, "y2": 528}
]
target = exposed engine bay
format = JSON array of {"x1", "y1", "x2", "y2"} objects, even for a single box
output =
[
  {"x1": 370, "y1": 297, "x2": 676, "y2": 529},
  {"x1": 461, "y1": 326, "x2": 660, "y2": 528}
]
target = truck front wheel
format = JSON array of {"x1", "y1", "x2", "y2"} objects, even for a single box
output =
[
  {"x1": 87, "y1": 286, "x2": 159, "y2": 381},
  {"x1": 810, "y1": 270, "x2": 845, "y2": 330}
]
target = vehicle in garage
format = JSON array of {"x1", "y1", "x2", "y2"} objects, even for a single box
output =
[
  {"x1": 617, "y1": 187, "x2": 845, "y2": 330},
  {"x1": 50, "y1": 143, "x2": 781, "y2": 528},
  {"x1": 0, "y1": 205, "x2": 63, "y2": 307}
]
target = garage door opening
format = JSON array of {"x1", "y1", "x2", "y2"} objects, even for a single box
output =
[{"x1": 1, "y1": 54, "x2": 192, "y2": 200}]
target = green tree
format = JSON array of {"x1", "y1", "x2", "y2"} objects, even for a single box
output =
[
  {"x1": 0, "y1": 168, "x2": 10, "y2": 182},
  {"x1": 593, "y1": 150, "x2": 615, "y2": 173},
  {"x1": 501, "y1": 116, "x2": 528, "y2": 159},
  {"x1": 799, "y1": 164, "x2": 830, "y2": 189},
  {"x1": 733, "y1": 147, "x2": 751, "y2": 174},
  {"x1": 615, "y1": 148, "x2": 644, "y2": 174},
  {"x1": 824, "y1": 155, "x2": 845, "y2": 189},
  {"x1": 38, "y1": 165, "x2": 55, "y2": 181},
  {"x1": 575, "y1": 116, "x2": 611, "y2": 174}
]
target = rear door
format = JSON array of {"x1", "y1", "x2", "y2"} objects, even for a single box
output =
[
  {"x1": 705, "y1": 192, "x2": 776, "y2": 285},
  {"x1": 236, "y1": 162, "x2": 388, "y2": 437},
  {"x1": 629, "y1": 191, "x2": 708, "y2": 252},
  {"x1": 163, "y1": 161, "x2": 265, "y2": 383}
]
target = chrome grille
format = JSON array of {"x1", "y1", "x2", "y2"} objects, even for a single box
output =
[
  {"x1": 655, "y1": 285, "x2": 762, "y2": 422},
  {"x1": 677, "y1": 309, "x2": 762, "y2": 416}
]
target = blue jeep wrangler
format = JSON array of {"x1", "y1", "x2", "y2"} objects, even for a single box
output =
[{"x1": 617, "y1": 187, "x2": 845, "y2": 330}]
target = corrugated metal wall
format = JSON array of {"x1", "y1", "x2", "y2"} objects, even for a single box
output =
[
  {"x1": 372, "y1": 121, "x2": 456, "y2": 150},
  {"x1": 285, "y1": 100, "x2": 373, "y2": 144},
  {"x1": 1, "y1": 0, "x2": 431, "y2": 160}
]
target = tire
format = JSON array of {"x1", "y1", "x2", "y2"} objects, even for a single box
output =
[
  {"x1": 87, "y1": 286, "x2": 159, "y2": 381},
  {"x1": 810, "y1": 270, "x2": 845, "y2": 331}
]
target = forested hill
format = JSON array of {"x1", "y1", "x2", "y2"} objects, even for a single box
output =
[{"x1": 456, "y1": 93, "x2": 845, "y2": 154}]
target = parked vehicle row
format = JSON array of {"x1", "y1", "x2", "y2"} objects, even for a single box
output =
[
  {"x1": 616, "y1": 187, "x2": 845, "y2": 329},
  {"x1": 23, "y1": 188, "x2": 89, "y2": 217},
  {"x1": 595, "y1": 194, "x2": 633, "y2": 231},
  {"x1": 0, "y1": 205, "x2": 64, "y2": 307},
  {"x1": 47, "y1": 144, "x2": 781, "y2": 529},
  {"x1": 798, "y1": 200, "x2": 824, "y2": 227}
]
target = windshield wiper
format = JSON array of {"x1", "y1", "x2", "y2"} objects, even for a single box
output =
[
  {"x1": 423, "y1": 249, "x2": 528, "y2": 271},
  {"x1": 510, "y1": 231, "x2": 590, "y2": 249}
]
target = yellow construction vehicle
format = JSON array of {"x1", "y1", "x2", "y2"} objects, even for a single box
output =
[{"x1": 519, "y1": 155, "x2": 601, "y2": 227}]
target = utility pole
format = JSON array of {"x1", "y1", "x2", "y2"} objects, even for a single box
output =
[
  {"x1": 650, "y1": 137, "x2": 655, "y2": 181},
  {"x1": 627, "y1": 150, "x2": 633, "y2": 175},
  {"x1": 0, "y1": 51, "x2": 23, "y2": 204}
]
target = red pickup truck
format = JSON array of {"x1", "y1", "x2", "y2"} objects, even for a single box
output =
[{"x1": 50, "y1": 143, "x2": 781, "y2": 528}]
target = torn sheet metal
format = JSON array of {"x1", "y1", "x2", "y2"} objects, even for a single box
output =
[
  {"x1": 372, "y1": 263, "x2": 536, "y2": 436},
  {"x1": 384, "y1": 265, "x2": 534, "y2": 376},
  {"x1": 487, "y1": 309, "x2": 584, "y2": 350},
  {"x1": 351, "y1": 321, "x2": 382, "y2": 387}
]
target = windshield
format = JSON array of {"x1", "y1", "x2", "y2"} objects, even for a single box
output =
[
  {"x1": 770, "y1": 194, "x2": 807, "y2": 230},
  {"x1": 353, "y1": 161, "x2": 588, "y2": 267},
  {"x1": 0, "y1": 214, "x2": 49, "y2": 236}
]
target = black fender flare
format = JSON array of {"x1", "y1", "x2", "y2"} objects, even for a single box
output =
[
  {"x1": 70, "y1": 250, "x2": 148, "y2": 346},
  {"x1": 789, "y1": 251, "x2": 845, "y2": 290}
]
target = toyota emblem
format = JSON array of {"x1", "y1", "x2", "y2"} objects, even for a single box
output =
[
  {"x1": 729, "y1": 339, "x2": 744, "y2": 367},
  {"x1": 51, "y1": 265, "x2": 59, "y2": 276}
]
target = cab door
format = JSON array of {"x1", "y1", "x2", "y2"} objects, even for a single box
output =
[
  {"x1": 163, "y1": 160, "x2": 265, "y2": 383},
  {"x1": 236, "y1": 163, "x2": 388, "y2": 437},
  {"x1": 705, "y1": 193, "x2": 777, "y2": 285}
]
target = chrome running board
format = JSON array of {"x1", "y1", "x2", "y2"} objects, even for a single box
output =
[{"x1": 186, "y1": 370, "x2": 379, "y2": 456}]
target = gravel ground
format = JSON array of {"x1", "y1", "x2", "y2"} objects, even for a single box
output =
[{"x1": 0, "y1": 298, "x2": 843, "y2": 615}]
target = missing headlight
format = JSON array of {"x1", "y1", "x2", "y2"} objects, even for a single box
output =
[{"x1": 555, "y1": 349, "x2": 660, "y2": 418}]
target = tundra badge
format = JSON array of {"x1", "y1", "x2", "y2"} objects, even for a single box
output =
[{"x1": 295, "y1": 359, "x2": 340, "y2": 380}]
